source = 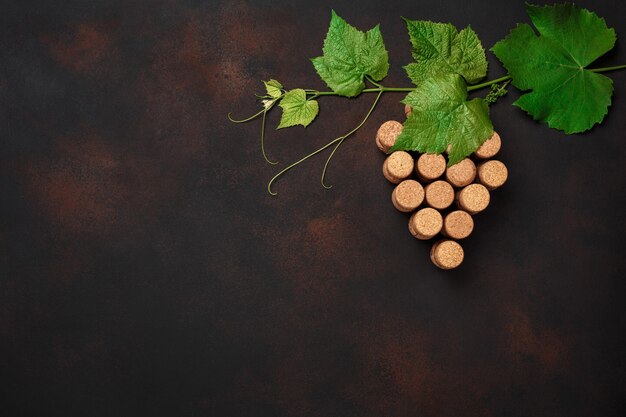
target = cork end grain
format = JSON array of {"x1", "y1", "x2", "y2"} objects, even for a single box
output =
[
  {"x1": 457, "y1": 183, "x2": 490, "y2": 214},
  {"x1": 392, "y1": 180, "x2": 424, "y2": 212},
  {"x1": 409, "y1": 207, "x2": 443, "y2": 240},
  {"x1": 475, "y1": 131, "x2": 501, "y2": 159},
  {"x1": 424, "y1": 180, "x2": 455, "y2": 210},
  {"x1": 445, "y1": 158, "x2": 476, "y2": 187},
  {"x1": 383, "y1": 151, "x2": 414, "y2": 184},
  {"x1": 478, "y1": 160, "x2": 508, "y2": 190},
  {"x1": 430, "y1": 239, "x2": 464, "y2": 269},
  {"x1": 442, "y1": 210, "x2": 474, "y2": 239},
  {"x1": 416, "y1": 153, "x2": 446, "y2": 182},
  {"x1": 376, "y1": 120, "x2": 403, "y2": 153}
]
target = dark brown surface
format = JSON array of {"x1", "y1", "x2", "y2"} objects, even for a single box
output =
[{"x1": 1, "y1": 1, "x2": 625, "y2": 416}]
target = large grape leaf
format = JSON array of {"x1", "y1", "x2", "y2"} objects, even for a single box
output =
[
  {"x1": 311, "y1": 10, "x2": 390, "y2": 97},
  {"x1": 390, "y1": 73, "x2": 493, "y2": 166},
  {"x1": 491, "y1": 3, "x2": 616, "y2": 133},
  {"x1": 403, "y1": 19, "x2": 488, "y2": 86}
]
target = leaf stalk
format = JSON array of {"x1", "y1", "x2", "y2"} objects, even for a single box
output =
[{"x1": 589, "y1": 64, "x2": 626, "y2": 73}]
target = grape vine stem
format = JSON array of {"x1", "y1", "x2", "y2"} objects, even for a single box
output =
[
  {"x1": 309, "y1": 75, "x2": 513, "y2": 97},
  {"x1": 305, "y1": 64, "x2": 626, "y2": 98},
  {"x1": 230, "y1": 64, "x2": 626, "y2": 195},
  {"x1": 589, "y1": 64, "x2": 626, "y2": 72}
]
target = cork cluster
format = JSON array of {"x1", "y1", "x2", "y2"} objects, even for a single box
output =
[{"x1": 377, "y1": 116, "x2": 507, "y2": 270}]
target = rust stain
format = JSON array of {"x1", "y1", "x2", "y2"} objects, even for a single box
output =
[
  {"x1": 21, "y1": 131, "x2": 179, "y2": 238},
  {"x1": 365, "y1": 336, "x2": 430, "y2": 397},
  {"x1": 504, "y1": 307, "x2": 567, "y2": 370},
  {"x1": 56, "y1": 133, "x2": 120, "y2": 170},
  {"x1": 133, "y1": 17, "x2": 216, "y2": 163},
  {"x1": 41, "y1": 22, "x2": 117, "y2": 74},
  {"x1": 273, "y1": 213, "x2": 350, "y2": 300},
  {"x1": 25, "y1": 159, "x2": 125, "y2": 235},
  {"x1": 341, "y1": 313, "x2": 434, "y2": 416},
  {"x1": 305, "y1": 214, "x2": 346, "y2": 257}
]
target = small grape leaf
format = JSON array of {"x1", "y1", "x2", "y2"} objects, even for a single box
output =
[
  {"x1": 403, "y1": 19, "x2": 488, "y2": 86},
  {"x1": 264, "y1": 79, "x2": 283, "y2": 98},
  {"x1": 491, "y1": 3, "x2": 616, "y2": 133},
  {"x1": 311, "y1": 10, "x2": 390, "y2": 97},
  {"x1": 390, "y1": 73, "x2": 493, "y2": 166},
  {"x1": 277, "y1": 89, "x2": 319, "y2": 129}
]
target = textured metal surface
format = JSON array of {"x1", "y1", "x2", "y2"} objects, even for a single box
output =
[{"x1": 1, "y1": 0, "x2": 625, "y2": 415}]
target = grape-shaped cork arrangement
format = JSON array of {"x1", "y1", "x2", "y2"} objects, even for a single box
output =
[{"x1": 376, "y1": 109, "x2": 507, "y2": 270}]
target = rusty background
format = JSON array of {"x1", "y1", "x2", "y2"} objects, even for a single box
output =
[{"x1": 1, "y1": 0, "x2": 625, "y2": 415}]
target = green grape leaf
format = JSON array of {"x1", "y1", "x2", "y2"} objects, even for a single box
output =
[
  {"x1": 390, "y1": 73, "x2": 493, "y2": 166},
  {"x1": 311, "y1": 10, "x2": 390, "y2": 97},
  {"x1": 277, "y1": 89, "x2": 319, "y2": 129},
  {"x1": 403, "y1": 19, "x2": 488, "y2": 86},
  {"x1": 264, "y1": 79, "x2": 283, "y2": 98},
  {"x1": 491, "y1": 3, "x2": 616, "y2": 133}
]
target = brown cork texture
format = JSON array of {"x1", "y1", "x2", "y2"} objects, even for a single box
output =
[
  {"x1": 430, "y1": 239, "x2": 464, "y2": 269},
  {"x1": 442, "y1": 210, "x2": 474, "y2": 239},
  {"x1": 416, "y1": 153, "x2": 446, "y2": 182},
  {"x1": 445, "y1": 158, "x2": 477, "y2": 188},
  {"x1": 375, "y1": 120, "x2": 403, "y2": 153},
  {"x1": 475, "y1": 131, "x2": 502, "y2": 159},
  {"x1": 409, "y1": 207, "x2": 443, "y2": 240},
  {"x1": 478, "y1": 160, "x2": 508, "y2": 190},
  {"x1": 457, "y1": 183, "x2": 491, "y2": 214},
  {"x1": 424, "y1": 180, "x2": 455, "y2": 210},
  {"x1": 391, "y1": 179, "x2": 424, "y2": 212},
  {"x1": 383, "y1": 151, "x2": 413, "y2": 184}
]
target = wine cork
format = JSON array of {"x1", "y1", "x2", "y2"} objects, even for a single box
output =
[
  {"x1": 376, "y1": 120, "x2": 403, "y2": 153},
  {"x1": 445, "y1": 158, "x2": 476, "y2": 188},
  {"x1": 415, "y1": 153, "x2": 446, "y2": 182},
  {"x1": 457, "y1": 183, "x2": 490, "y2": 214},
  {"x1": 424, "y1": 180, "x2": 454, "y2": 210},
  {"x1": 477, "y1": 160, "x2": 508, "y2": 190},
  {"x1": 391, "y1": 180, "x2": 424, "y2": 212},
  {"x1": 408, "y1": 207, "x2": 443, "y2": 240},
  {"x1": 475, "y1": 131, "x2": 501, "y2": 159},
  {"x1": 383, "y1": 151, "x2": 414, "y2": 184},
  {"x1": 404, "y1": 104, "x2": 412, "y2": 117},
  {"x1": 430, "y1": 239, "x2": 464, "y2": 269},
  {"x1": 442, "y1": 210, "x2": 474, "y2": 240}
]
